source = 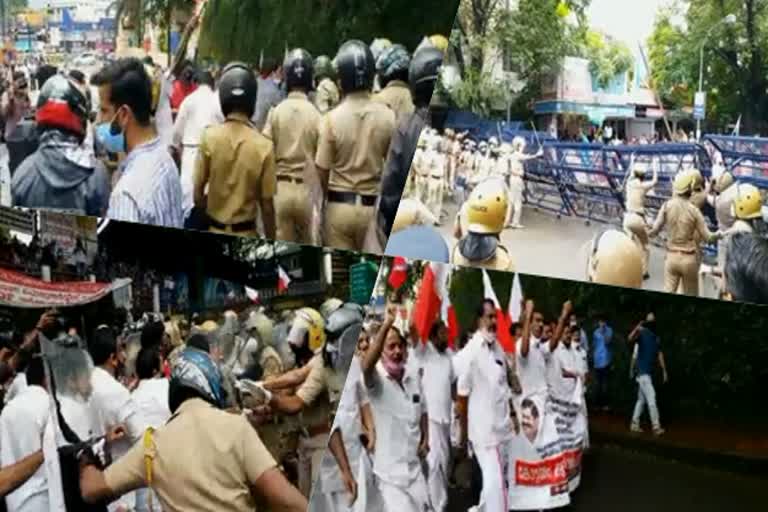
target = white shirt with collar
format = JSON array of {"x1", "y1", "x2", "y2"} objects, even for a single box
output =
[
  {"x1": 412, "y1": 341, "x2": 455, "y2": 425},
  {"x1": 550, "y1": 344, "x2": 578, "y2": 401},
  {"x1": 172, "y1": 85, "x2": 225, "y2": 149},
  {"x1": 0, "y1": 384, "x2": 50, "y2": 512},
  {"x1": 131, "y1": 377, "x2": 171, "y2": 430},
  {"x1": 4, "y1": 372, "x2": 27, "y2": 404},
  {"x1": 89, "y1": 367, "x2": 145, "y2": 456},
  {"x1": 516, "y1": 335, "x2": 553, "y2": 398},
  {"x1": 457, "y1": 331, "x2": 513, "y2": 449},
  {"x1": 365, "y1": 360, "x2": 425, "y2": 487}
]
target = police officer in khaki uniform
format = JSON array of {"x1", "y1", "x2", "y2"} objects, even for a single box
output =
[
  {"x1": 586, "y1": 229, "x2": 645, "y2": 288},
  {"x1": 648, "y1": 170, "x2": 722, "y2": 296},
  {"x1": 194, "y1": 63, "x2": 277, "y2": 239},
  {"x1": 263, "y1": 49, "x2": 321, "y2": 244},
  {"x1": 316, "y1": 40, "x2": 397, "y2": 250},
  {"x1": 451, "y1": 179, "x2": 515, "y2": 270},
  {"x1": 689, "y1": 168, "x2": 709, "y2": 211},
  {"x1": 255, "y1": 308, "x2": 354, "y2": 500},
  {"x1": 313, "y1": 55, "x2": 340, "y2": 114},
  {"x1": 373, "y1": 44, "x2": 415, "y2": 123},
  {"x1": 623, "y1": 160, "x2": 658, "y2": 279},
  {"x1": 722, "y1": 184, "x2": 766, "y2": 238}
]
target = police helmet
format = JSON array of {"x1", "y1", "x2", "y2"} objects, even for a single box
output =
[
  {"x1": 284, "y1": 48, "x2": 314, "y2": 91},
  {"x1": 218, "y1": 62, "x2": 257, "y2": 118},
  {"x1": 335, "y1": 40, "x2": 375, "y2": 93}
]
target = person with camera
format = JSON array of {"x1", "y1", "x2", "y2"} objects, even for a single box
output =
[{"x1": 628, "y1": 313, "x2": 668, "y2": 436}]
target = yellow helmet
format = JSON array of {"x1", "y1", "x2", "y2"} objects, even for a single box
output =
[
  {"x1": 690, "y1": 168, "x2": 704, "y2": 190},
  {"x1": 429, "y1": 34, "x2": 449, "y2": 53},
  {"x1": 319, "y1": 298, "x2": 344, "y2": 320},
  {"x1": 466, "y1": 179, "x2": 508, "y2": 234},
  {"x1": 587, "y1": 230, "x2": 644, "y2": 288},
  {"x1": 733, "y1": 183, "x2": 763, "y2": 220},
  {"x1": 289, "y1": 307, "x2": 326, "y2": 352},
  {"x1": 200, "y1": 320, "x2": 219, "y2": 333},
  {"x1": 673, "y1": 169, "x2": 696, "y2": 196},
  {"x1": 713, "y1": 172, "x2": 734, "y2": 193}
]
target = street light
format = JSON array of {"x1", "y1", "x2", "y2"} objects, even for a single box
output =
[{"x1": 697, "y1": 13, "x2": 737, "y2": 141}]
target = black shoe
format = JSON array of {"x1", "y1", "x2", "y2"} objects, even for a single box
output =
[{"x1": 643, "y1": 273, "x2": 650, "y2": 281}]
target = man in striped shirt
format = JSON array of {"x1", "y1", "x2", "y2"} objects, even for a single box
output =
[{"x1": 92, "y1": 58, "x2": 184, "y2": 229}]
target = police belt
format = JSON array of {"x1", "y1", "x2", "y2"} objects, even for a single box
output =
[
  {"x1": 431, "y1": 174, "x2": 443, "y2": 179},
  {"x1": 667, "y1": 248, "x2": 697, "y2": 255},
  {"x1": 208, "y1": 218, "x2": 256, "y2": 232},
  {"x1": 277, "y1": 176, "x2": 304, "y2": 184},
  {"x1": 182, "y1": 143, "x2": 199, "y2": 148},
  {"x1": 327, "y1": 190, "x2": 377, "y2": 207}
]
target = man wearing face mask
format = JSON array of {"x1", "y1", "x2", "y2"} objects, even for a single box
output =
[
  {"x1": 361, "y1": 305, "x2": 431, "y2": 511},
  {"x1": 91, "y1": 58, "x2": 184, "y2": 228},
  {"x1": 457, "y1": 298, "x2": 514, "y2": 512},
  {"x1": 12, "y1": 74, "x2": 110, "y2": 216}
]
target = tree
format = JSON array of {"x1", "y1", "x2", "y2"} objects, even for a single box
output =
[
  {"x1": 582, "y1": 29, "x2": 634, "y2": 89},
  {"x1": 649, "y1": 0, "x2": 768, "y2": 134},
  {"x1": 196, "y1": 0, "x2": 460, "y2": 64}
]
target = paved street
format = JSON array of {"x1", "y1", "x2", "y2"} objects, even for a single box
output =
[
  {"x1": 447, "y1": 444, "x2": 765, "y2": 511},
  {"x1": 436, "y1": 197, "x2": 721, "y2": 299}
]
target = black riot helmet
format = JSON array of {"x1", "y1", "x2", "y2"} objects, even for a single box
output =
[
  {"x1": 35, "y1": 74, "x2": 89, "y2": 139},
  {"x1": 218, "y1": 62, "x2": 257, "y2": 118},
  {"x1": 334, "y1": 40, "x2": 375, "y2": 93},
  {"x1": 314, "y1": 55, "x2": 336, "y2": 82},
  {"x1": 409, "y1": 44, "x2": 444, "y2": 107},
  {"x1": 284, "y1": 48, "x2": 314, "y2": 92},
  {"x1": 376, "y1": 44, "x2": 410, "y2": 87}
]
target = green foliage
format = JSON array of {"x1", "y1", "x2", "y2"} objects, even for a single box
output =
[
  {"x1": 447, "y1": 268, "x2": 768, "y2": 424},
  {"x1": 449, "y1": 67, "x2": 508, "y2": 118},
  {"x1": 581, "y1": 29, "x2": 634, "y2": 89},
  {"x1": 649, "y1": 0, "x2": 768, "y2": 134},
  {"x1": 197, "y1": 0, "x2": 460, "y2": 65}
]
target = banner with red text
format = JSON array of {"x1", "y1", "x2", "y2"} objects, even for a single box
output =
[{"x1": 0, "y1": 267, "x2": 131, "y2": 308}]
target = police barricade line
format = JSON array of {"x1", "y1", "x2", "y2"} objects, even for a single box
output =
[{"x1": 524, "y1": 159, "x2": 572, "y2": 218}]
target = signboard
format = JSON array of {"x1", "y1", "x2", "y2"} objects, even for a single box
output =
[
  {"x1": 39, "y1": 212, "x2": 98, "y2": 261},
  {"x1": 350, "y1": 261, "x2": 379, "y2": 305},
  {"x1": 694, "y1": 92, "x2": 706, "y2": 120},
  {"x1": 0, "y1": 267, "x2": 130, "y2": 308},
  {"x1": 0, "y1": 207, "x2": 34, "y2": 234}
]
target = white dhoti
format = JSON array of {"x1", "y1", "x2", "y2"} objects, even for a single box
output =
[
  {"x1": 470, "y1": 441, "x2": 511, "y2": 512},
  {"x1": 378, "y1": 472, "x2": 431, "y2": 512},
  {"x1": 426, "y1": 421, "x2": 450, "y2": 512},
  {"x1": 180, "y1": 145, "x2": 199, "y2": 219}
]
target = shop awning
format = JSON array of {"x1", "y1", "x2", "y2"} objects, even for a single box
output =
[{"x1": 0, "y1": 268, "x2": 131, "y2": 309}]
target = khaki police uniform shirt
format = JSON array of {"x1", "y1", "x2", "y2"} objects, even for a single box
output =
[
  {"x1": 263, "y1": 92, "x2": 321, "y2": 179},
  {"x1": 260, "y1": 346, "x2": 284, "y2": 380},
  {"x1": 104, "y1": 398, "x2": 276, "y2": 512},
  {"x1": 373, "y1": 80, "x2": 415, "y2": 123},
  {"x1": 625, "y1": 177, "x2": 656, "y2": 213},
  {"x1": 296, "y1": 353, "x2": 343, "y2": 429},
  {"x1": 451, "y1": 243, "x2": 515, "y2": 271},
  {"x1": 315, "y1": 78, "x2": 341, "y2": 114},
  {"x1": 316, "y1": 91, "x2": 397, "y2": 196},
  {"x1": 649, "y1": 196, "x2": 715, "y2": 252},
  {"x1": 195, "y1": 113, "x2": 278, "y2": 225}
]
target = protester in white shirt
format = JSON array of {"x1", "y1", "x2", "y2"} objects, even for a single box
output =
[
  {"x1": 518, "y1": 301, "x2": 570, "y2": 402},
  {"x1": 130, "y1": 346, "x2": 171, "y2": 512},
  {"x1": 457, "y1": 300, "x2": 514, "y2": 512},
  {"x1": 3, "y1": 371, "x2": 27, "y2": 405},
  {"x1": 413, "y1": 320, "x2": 455, "y2": 512},
  {"x1": 87, "y1": 327, "x2": 146, "y2": 512},
  {"x1": 171, "y1": 71, "x2": 225, "y2": 220},
  {"x1": 361, "y1": 306, "x2": 430, "y2": 511},
  {"x1": 0, "y1": 358, "x2": 50, "y2": 512}
]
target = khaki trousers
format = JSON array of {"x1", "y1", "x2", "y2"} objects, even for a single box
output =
[
  {"x1": 276, "y1": 180, "x2": 310, "y2": 243},
  {"x1": 664, "y1": 251, "x2": 700, "y2": 296},
  {"x1": 324, "y1": 201, "x2": 375, "y2": 251}
]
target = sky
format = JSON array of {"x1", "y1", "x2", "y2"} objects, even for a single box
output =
[{"x1": 587, "y1": 0, "x2": 671, "y2": 52}]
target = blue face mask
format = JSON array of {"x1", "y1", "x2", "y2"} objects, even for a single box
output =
[{"x1": 95, "y1": 111, "x2": 125, "y2": 154}]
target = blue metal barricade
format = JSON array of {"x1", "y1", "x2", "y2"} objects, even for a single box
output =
[{"x1": 703, "y1": 134, "x2": 768, "y2": 189}]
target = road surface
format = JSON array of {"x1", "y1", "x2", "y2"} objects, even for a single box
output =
[
  {"x1": 436, "y1": 197, "x2": 721, "y2": 299},
  {"x1": 447, "y1": 444, "x2": 764, "y2": 511}
]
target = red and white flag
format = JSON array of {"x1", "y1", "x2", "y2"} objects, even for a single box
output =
[
  {"x1": 277, "y1": 265, "x2": 291, "y2": 293},
  {"x1": 482, "y1": 270, "x2": 514, "y2": 353},
  {"x1": 245, "y1": 286, "x2": 260, "y2": 303},
  {"x1": 508, "y1": 273, "x2": 523, "y2": 325},
  {"x1": 388, "y1": 256, "x2": 408, "y2": 291},
  {"x1": 438, "y1": 267, "x2": 459, "y2": 349},
  {"x1": 412, "y1": 262, "x2": 460, "y2": 348}
]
